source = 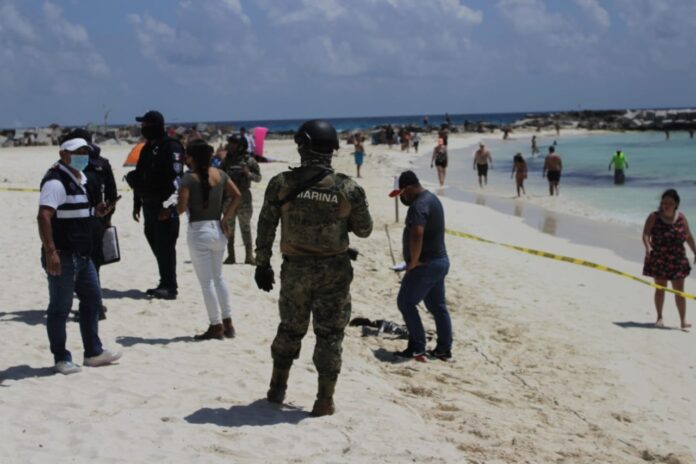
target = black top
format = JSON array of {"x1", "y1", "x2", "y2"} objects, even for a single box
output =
[
  {"x1": 402, "y1": 190, "x2": 447, "y2": 263},
  {"x1": 84, "y1": 156, "x2": 117, "y2": 222},
  {"x1": 133, "y1": 136, "x2": 184, "y2": 205}
]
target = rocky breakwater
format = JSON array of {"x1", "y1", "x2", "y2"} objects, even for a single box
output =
[{"x1": 513, "y1": 108, "x2": 696, "y2": 132}]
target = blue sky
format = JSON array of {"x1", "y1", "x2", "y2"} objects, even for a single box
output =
[{"x1": 1, "y1": 0, "x2": 695, "y2": 127}]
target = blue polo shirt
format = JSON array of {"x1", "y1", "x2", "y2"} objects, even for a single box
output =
[{"x1": 402, "y1": 190, "x2": 447, "y2": 263}]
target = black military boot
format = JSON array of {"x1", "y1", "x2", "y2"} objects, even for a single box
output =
[
  {"x1": 310, "y1": 378, "x2": 336, "y2": 417},
  {"x1": 224, "y1": 242, "x2": 235, "y2": 265},
  {"x1": 244, "y1": 244, "x2": 255, "y2": 265},
  {"x1": 266, "y1": 367, "x2": 290, "y2": 404}
]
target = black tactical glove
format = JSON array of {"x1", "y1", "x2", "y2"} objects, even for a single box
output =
[
  {"x1": 347, "y1": 248, "x2": 359, "y2": 261},
  {"x1": 255, "y1": 265, "x2": 275, "y2": 292}
]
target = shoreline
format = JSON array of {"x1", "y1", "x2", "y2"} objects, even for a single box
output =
[{"x1": 410, "y1": 130, "x2": 647, "y2": 263}]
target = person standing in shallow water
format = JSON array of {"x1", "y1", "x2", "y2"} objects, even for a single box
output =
[
  {"x1": 542, "y1": 146, "x2": 562, "y2": 196},
  {"x1": 473, "y1": 143, "x2": 492, "y2": 188},
  {"x1": 431, "y1": 140, "x2": 448, "y2": 186},
  {"x1": 608, "y1": 149, "x2": 629, "y2": 185},
  {"x1": 511, "y1": 153, "x2": 527, "y2": 197},
  {"x1": 642, "y1": 189, "x2": 696, "y2": 331}
]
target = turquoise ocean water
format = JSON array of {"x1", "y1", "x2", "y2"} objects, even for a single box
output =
[
  {"x1": 435, "y1": 131, "x2": 696, "y2": 230},
  {"x1": 409, "y1": 131, "x2": 696, "y2": 263}
]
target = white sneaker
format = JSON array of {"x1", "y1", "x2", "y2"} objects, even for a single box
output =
[
  {"x1": 54, "y1": 361, "x2": 82, "y2": 375},
  {"x1": 84, "y1": 349, "x2": 122, "y2": 367}
]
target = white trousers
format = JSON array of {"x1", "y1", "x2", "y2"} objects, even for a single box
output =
[{"x1": 187, "y1": 220, "x2": 232, "y2": 324}]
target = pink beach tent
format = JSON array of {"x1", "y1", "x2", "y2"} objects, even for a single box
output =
[{"x1": 253, "y1": 127, "x2": 268, "y2": 157}]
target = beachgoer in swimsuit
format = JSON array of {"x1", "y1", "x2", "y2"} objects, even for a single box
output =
[
  {"x1": 353, "y1": 134, "x2": 365, "y2": 178},
  {"x1": 473, "y1": 143, "x2": 492, "y2": 188},
  {"x1": 642, "y1": 189, "x2": 696, "y2": 331},
  {"x1": 431, "y1": 141, "x2": 448, "y2": 186},
  {"x1": 511, "y1": 153, "x2": 527, "y2": 197},
  {"x1": 542, "y1": 146, "x2": 562, "y2": 196},
  {"x1": 531, "y1": 135, "x2": 539, "y2": 156}
]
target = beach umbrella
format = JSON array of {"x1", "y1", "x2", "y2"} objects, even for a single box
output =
[{"x1": 123, "y1": 142, "x2": 145, "y2": 167}]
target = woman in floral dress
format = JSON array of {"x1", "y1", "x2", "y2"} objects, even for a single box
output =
[{"x1": 643, "y1": 189, "x2": 696, "y2": 331}]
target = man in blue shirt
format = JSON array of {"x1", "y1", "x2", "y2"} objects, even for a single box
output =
[{"x1": 389, "y1": 171, "x2": 452, "y2": 361}]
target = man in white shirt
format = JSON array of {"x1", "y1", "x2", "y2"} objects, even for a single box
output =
[
  {"x1": 240, "y1": 127, "x2": 256, "y2": 157},
  {"x1": 37, "y1": 138, "x2": 121, "y2": 375}
]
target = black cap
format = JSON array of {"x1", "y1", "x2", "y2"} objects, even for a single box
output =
[
  {"x1": 63, "y1": 128, "x2": 92, "y2": 143},
  {"x1": 135, "y1": 110, "x2": 164, "y2": 126},
  {"x1": 389, "y1": 170, "x2": 419, "y2": 197}
]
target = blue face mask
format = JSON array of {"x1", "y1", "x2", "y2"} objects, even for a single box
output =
[{"x1": 70, "y1": 154, "x2": 89, "y2": 171}]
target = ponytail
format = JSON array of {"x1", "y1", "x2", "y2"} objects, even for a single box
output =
[{"x1": 186, "y1": 139, "x2": 214, "y2": 209}]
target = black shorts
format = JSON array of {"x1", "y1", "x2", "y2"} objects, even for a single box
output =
[
  {"x1": 614, "y1": 169, "x2": 625, "y2": 185},
  {"x1": 477, "y1": 164, "x2": 488, "y2": 177},
  {"x1": 435, "y1": 160, "x2": 447, "y2": 168},
  {"x1": 547, "y1": 170, "x2": 561, "y2": 183}
]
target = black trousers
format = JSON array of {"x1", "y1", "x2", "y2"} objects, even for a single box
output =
[{"x1": 143, "y1": 203, "x2": 179, "y2": 291}]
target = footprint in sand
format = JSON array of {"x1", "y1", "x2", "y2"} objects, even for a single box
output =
[{"x1": 400, "y1": 385, "x2": 433, "y2": 397}]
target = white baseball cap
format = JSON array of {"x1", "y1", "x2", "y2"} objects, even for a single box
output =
[{"x1": 59, "y1": 138, "x2": 89, "y2": 152}]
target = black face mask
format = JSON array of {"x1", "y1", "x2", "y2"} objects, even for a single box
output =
[
  {"x1": 141, "y1": 125, "x2": 165, "y2": 141},
  {"x1": 400, "y1": 195, "x2": 413, "y2": 207}
]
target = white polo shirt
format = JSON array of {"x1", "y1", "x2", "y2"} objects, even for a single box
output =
[{"x1": 39, "y1": 163, "x2": 88, "y2": 210}]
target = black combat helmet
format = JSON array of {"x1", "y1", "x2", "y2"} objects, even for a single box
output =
[
  {"x1": 227, "y1": 133, "x2": 248, "y2": 152},
  {"x1": 294, "y1": 120, "x2": 339, "y2": 154}
]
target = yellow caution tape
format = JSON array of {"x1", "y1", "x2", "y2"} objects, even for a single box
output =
[
  {"x1": 446, "y1": 228, "x2": 696, "y2": 300},
  {"x1": 0, "y1": 186, "x2": 132, "y2": 193},
  {"x1": 0, "y1": 187, "x2": 40, "y2": 192}
]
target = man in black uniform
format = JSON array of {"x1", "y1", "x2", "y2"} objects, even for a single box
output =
[{"x1": 129, "y1": 111, "x2": 184, "y2": 300}]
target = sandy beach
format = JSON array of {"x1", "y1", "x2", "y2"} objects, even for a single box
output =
[{"x1": 1, "y1": 132, "x2": 695, "y2": 464}]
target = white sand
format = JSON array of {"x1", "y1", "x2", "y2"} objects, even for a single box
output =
[{"x1": 1, "y1": 133, "x2": 695, "y2": 463}]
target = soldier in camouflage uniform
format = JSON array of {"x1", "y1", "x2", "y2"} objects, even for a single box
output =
[
  {"x1": 254, "y1": 120, "x2": 373, "y2": 417},
  {"x1": 221, "y1": 134, "x2": 261, "y2": 264}
]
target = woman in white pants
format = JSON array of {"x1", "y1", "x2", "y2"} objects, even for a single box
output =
[{"x1": 177, "y1": 139, "x2": 241, "y2": 340}]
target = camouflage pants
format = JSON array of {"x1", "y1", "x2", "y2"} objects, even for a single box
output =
[
  {"x1": 271, "y1": 254, "x2": 353, "y2": 381},
  {"x1": 224, "y1": 190, "x2": 253, "y2": 249}
]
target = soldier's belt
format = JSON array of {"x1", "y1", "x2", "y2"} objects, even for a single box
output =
[{"x1": 282, "y1": 252, "x2": 349, "y2": 263}]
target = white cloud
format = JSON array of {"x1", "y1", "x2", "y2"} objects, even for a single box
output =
[
  {"x1": 250, "y1": 0, "x2": 483, "y2": 79},
  {"x1": 0, "y1": 1, "x2": 109, "y2": 96},
  {"x1": 219, "y1": 0, "x2": 251, "y2": 24},
  {"x1": 497, "y1": 0, "x2": 603, "y2": 49},
  {"x1": 0, "y1": 2, "x2": 38, "y2": 42},
  {"x1": 574, "y1": 0, "x2": 610, "y2": 28},
  {"x1": 440, "y1": 0, "x2": 483, "y2": 24},
  {"x1": 128, "y1": 1, "x2": 261, "y2": 91},
  {"x1": 614, "y1": 0, "x2": 696, "y2": 73}
]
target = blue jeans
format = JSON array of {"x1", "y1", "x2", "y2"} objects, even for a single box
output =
[
  {"x1": 397, "y1": 256, "x2": 452, "y2": 353},
  {"x1": 44, "y1": 252, "x2": 103, "y2": 363}
]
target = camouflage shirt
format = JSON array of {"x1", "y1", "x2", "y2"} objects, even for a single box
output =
[
  {"x1": 220, "y1": 153, "x2": 261, "y2": 192},
  {"x1": 255, "y1": 168, "x2": 372, "y2": 266}
]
